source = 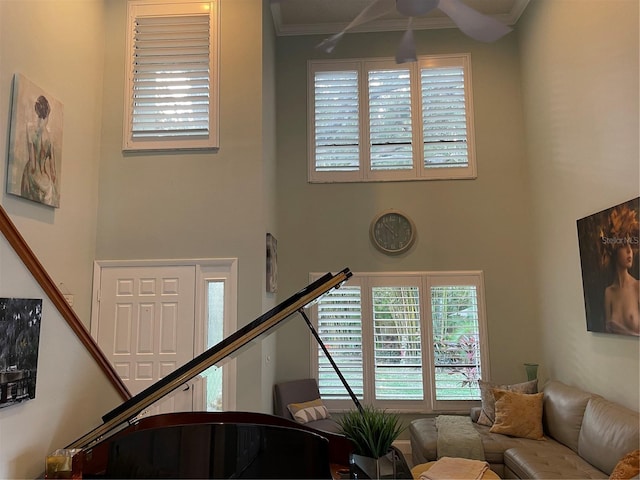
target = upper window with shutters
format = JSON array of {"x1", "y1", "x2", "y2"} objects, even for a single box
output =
[
  {"x1": 123, "y1": 0, "x2": 219, "y2": 151},
  {"x1": 308, "y1": 55, "x2": 476, "y2": 182}
]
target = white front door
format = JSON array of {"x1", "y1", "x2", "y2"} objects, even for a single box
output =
[{"x1": 95, "y1": 265, "x2": 196, "y2": 416}]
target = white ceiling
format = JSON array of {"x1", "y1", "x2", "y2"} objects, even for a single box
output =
[{"x1": 271, "y1": 0, "x2": 530, "y2": 36}]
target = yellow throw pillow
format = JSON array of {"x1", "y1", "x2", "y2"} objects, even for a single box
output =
[
  {"x1": 287, "y1": 398, "x2": 330, "y2": 424},
  {"x1": 477, "y1": 379, "x2": 538, "y2": 426},
  {"x1": 609, "y1": 449, "x2": 640, "y2": 480},
  {"x1": 489, "y1": 389, "x2": 544, "y2": 440}
]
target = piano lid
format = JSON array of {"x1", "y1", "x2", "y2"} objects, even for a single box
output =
[{"x1": 67, "y1": 268, "x2": 352, "y2": 450}]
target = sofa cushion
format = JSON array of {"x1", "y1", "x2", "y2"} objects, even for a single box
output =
[
  {"x1": 306, "y1": 417, "x2": 341, "y2": 433},
  {"x1": 542, "y1": 380, "x2": 592, "y2": 452},
  {"x1": 490, "y1": 390, "x2": 545, "y2": 440},
  {"x1": 475, "y1": 421, "x2": 544, "y2": 466},
  {"x1": 470, "y1": 406, "x2": 482, "y2": 423},
  {"x1": 410, "y1": 416, "x2": 536, "y2": 468},
  {"x1": 504, "y1": 443, "x2": 608, "y2": 479},
  {"x1": 578, "y1": 396, "x2": 640, "y2": 475},
  {"x1": 477, "y1": 379, "x2": 538, "y2": 426},
  {"x1": 410, "y1": 417, "x2": 438, "y2": 464}
]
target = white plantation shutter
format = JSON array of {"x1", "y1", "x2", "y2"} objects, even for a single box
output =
[
  {"x1": 421, "y1": 66, "x2": 468, "y2": 167},
  {"x1": 132, "y1": 15, "x2": 210, "y2": 138},
  {"x1": 309, "y1": 55, "x2": 475, "y2": 182},
  {"x1": 313, "y1": 70, "x2": 360, "y2": 172},
  {"x1": 368, "y1": 69, "x2": 413, "y2": 171},
  {"x1": 311, "y1": 271, "x2": 488, "y2": 412},
  {"x1": 124, "y1": 1, "x2": 219, "y2": 151},
  {"x1": 430, "y1": 284, "x2": 482, "y2": 401},
  {"x1": 315, "y1": 285, "x2": 364, "y2": 400},
  {"x1": 372, "y1": 286, "x2": 423, "y2": 400}
]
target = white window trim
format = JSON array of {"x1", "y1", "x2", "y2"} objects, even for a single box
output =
[
  {"x1": 308, "y1": 54, "x2": 476, "y2": 183},
  {"x1": 123, "y1": 0, "x2": 220, "y2": 152},
  {"x1": 196, "y1": 259, "x2": 238, "y2": 411},
  {"x1": 308, "y1": 270, "x2": 490, "y2": 414}
]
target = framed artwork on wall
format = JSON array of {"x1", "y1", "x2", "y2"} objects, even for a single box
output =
[
  {"x1": 0, "y1": 298, "x2": 42, "y2": 408},
  {"x1": 577, "y1": 197, "x2": 639, "y2": 336},
  {"x1": 7, "y1": 73, "x2": 63, "y2": 208},
  {"x1": 266, "y1": 233, "x2": 278, "y2": 293}
]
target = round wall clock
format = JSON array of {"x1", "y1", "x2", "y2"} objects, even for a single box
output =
[{"x1": 370, "y1": 209, "x2": 416, "y2": 255}]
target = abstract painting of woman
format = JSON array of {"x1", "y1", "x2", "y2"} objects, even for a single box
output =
[
  {"x1": 6, "y1": 74, "x2": 63, "y2": 208},
  {"x1": 21, "y1": 95, "x2": 59, "y2": 206}
]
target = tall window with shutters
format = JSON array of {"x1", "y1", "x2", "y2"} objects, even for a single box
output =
[
  {"x1": 308, "y1": 55, "x2": 476, "y2": 182},
  {"x1": 124, "y1": 0, "x2": 219, "y2": 151},
  {"x1": 308, "y1": 272, "x2": 489, "y2": 412}
]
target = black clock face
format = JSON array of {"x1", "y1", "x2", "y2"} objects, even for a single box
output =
[{"x1": 371, "y1": 211, "x2": 415, "y2": 254}]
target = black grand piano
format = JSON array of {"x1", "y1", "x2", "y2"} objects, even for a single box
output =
[{"x1": 67, "y1": 268, "x2": 409, "y2": 479}]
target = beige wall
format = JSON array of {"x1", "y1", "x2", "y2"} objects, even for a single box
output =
[
  {"x1": 518, "y1": 0, "x2": 639, "y2": 410},
  {"x1": 0, "y1": 0, "x2": 105, "y2": 324},
  {"x1": 274, "y1": 0, "x2": 639, "y2": 414},
  {"x1": 0, "y1": 2, "x2": 123, "y2": 478},
  {"x1": 0, "y1": 234, "x2": 123, "y2": 479},
  {"x1": 274, "y1": 29, "x2": 540, "y2": 389},
  {"x1": 96, "y1": 0, "x2": 276, "y2": 412},
  {"x1": 261, "y1": 0, "x2": 279, "y2": 411},
  {"x1": 0, "y1": 0, "x2": 277, "y2": 475},
  {"x1": 0, "y1": 0, "x2": 637, "y2": 475}
]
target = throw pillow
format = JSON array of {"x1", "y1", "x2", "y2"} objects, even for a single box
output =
[
  {"x1": 477, "y1": 378, "x2": 537, "y2": 426},
  {"x1": 287, "y1": 398, "x2": 330, "y2": 424},
  {"x1": 489, "y1": 389, "x2": 544, "y2": 440},
  {"x1": 609, "y1": 449, "x2": 640, "y2": 480}
]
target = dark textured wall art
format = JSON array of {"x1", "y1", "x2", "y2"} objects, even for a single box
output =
[{"x1": 0, "y1": 298, "x2": 42, "y2": 407}]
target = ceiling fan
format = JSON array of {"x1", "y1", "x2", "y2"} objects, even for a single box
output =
[{"x1": 272, "y1": 0, "x2": 512, "y2": 64}]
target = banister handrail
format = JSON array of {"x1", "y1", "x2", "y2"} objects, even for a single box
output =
[{"x1": 0, "y1": 204, "x2": 130, "y2": 400}]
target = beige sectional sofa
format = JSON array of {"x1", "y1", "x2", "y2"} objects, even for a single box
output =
[{"x1": 409, "y1": 380, "x2": 639, "y2": 479}]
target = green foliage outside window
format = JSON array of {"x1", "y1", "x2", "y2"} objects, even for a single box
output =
[{"x1": 316, "y1": 275, "x2": 484, "y2": 405}]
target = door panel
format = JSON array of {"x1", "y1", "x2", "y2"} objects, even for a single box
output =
[{"x1": 96, "y1": 265, "x2": 196, "y2": 416}]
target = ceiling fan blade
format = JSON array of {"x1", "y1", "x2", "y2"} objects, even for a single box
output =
[
  {"x1": 317, "y1": 0, "x2": 396, "y2": 52},
  {"x1": 396, "y1": 0, "x2": 439, "y2": 17},
  {"x1": 437, "y1": 0, "x2": 512, "y2": 42},
  {"x1": 395, "y1": 18, "x2": 417, "y2": 64},
  {"x1": 317, "y1": 32, "x2": 346, "y2": 54}
]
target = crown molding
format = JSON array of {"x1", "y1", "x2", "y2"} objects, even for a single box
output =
[{"x1": 271, "y1": 0, "x2": 529, "y2": 37}]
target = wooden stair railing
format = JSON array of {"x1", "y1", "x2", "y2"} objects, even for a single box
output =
[{"x1": 0, "y1": 204, "x2": 130, "y2": 400}]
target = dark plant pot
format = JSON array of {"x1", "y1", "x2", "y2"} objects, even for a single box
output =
[{"x1": 350, "y1": 451, "x2": 397, "y2": 479}]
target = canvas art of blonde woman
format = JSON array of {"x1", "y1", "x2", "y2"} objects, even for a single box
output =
[{"x1": 600, "y1": 204, "x2": 640, "y2": 336}]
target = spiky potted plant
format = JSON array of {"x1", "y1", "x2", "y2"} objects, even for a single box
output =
[{"x1": 338, "y1": 405, "x2": 405, "y2": 479}]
